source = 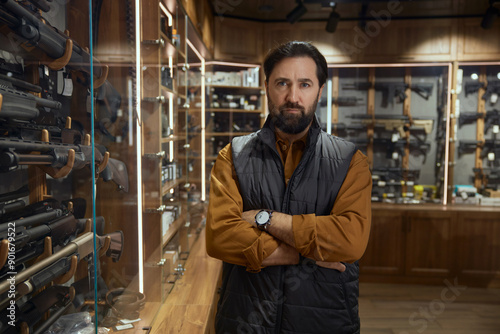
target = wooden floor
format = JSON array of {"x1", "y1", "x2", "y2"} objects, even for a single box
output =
[{"x1": 359, "y1": 282, "x2": 500, "y2": 334}]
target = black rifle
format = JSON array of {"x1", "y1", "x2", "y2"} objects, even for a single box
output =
[
  {"x1": 320, "y1": 96, "x2": 364, "y2": 107},
  {"x1": 343, "y1": 82, "x2": 434, "y2": 107},
  {"x1": 354, "y1": 137, "x2": 431, "y2": 160},
  {"x1": 0, "y1": 0, "x2": 104, "y2": 77},
  {"x1": 458, "y1": 139, "x2": 500, "y2": 160},
  {"x1": 0, "y1": 209, "x2": 63, "y2": 233},
  {"x1": 464, "y1": 80, "x2": 500, "y2": 101},
  {"x1": 0, "y1": 138, "x2": 129, "y2": 190},
  {"x1": 25, "y1": 0, "x2": 51, "y2": 13},
  {"x1": 0, "y1": 73, "x2": 42, "y2": 92},
  {"x1": 458, "y1": 110, "x2": 500, "y2": 134},
  {"x1": 372, "y1": 167, "x2": 421, "y2": 183},
  {"x1": 0, "y1": 197, "x2": 78, "y2": 223},
  {"x1": 0, "y1": 81, "x2": 62, "y2": 120},
  {"x1": 0, "y1": 214, "x2": 104, "y2": 275},
  {"x1": 0, "y1": 199, "x2": 25, "y2": 219},
  {"x1": 0, "y1": 137, "x2": 104, "y2": 172},
  {"x1": 0, "y1": 185, "x2": 29, "y2": 204}
]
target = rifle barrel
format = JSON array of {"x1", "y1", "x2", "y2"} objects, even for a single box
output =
[
  {"x1": 0, "y1": 232, "x2": 93, "y2": 295},
  {"x1": 0, "y1": 74, "x2": 42, "y2": 92},
  {"x1": 0, "y1": 209, "x2": 62, "y2": 232}
]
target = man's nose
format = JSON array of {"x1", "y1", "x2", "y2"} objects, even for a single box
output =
[{"x1": 286, "y1": 85, "x2": 299, "y2": 103}]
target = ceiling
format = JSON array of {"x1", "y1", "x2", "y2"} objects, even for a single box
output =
[{"x1": 210, "y1": 0, "x2": 492, "y2": 23}]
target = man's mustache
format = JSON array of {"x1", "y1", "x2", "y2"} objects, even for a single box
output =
[{"x1": 279, "y1": 102, "x2": 305, "y2": 113}]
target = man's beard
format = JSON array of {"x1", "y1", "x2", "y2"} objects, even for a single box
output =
[{"x1": 268, "y1": 96, "x2": 319, "y2": 135}]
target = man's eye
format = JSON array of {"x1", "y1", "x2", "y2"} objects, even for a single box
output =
[
  {"x1": 277, "y1": 82, "x2": 287, "y2": 87},
  {"x1": 301, "y1": 83, "x2": 310, "y2": 88}
]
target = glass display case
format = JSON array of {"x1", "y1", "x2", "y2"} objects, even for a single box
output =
[
  {"x1": 0, "y1": 0, "x2": 207, "y2": 332},
  {"x1": 318, "y1": 64, "x2": 451, "y2": 204},
  {"x1": 453, "y1": 62, "x2": 500, "y2": 206},
  {"x1": 202, "y1": 61, "x2": 265, "y2": 185}
]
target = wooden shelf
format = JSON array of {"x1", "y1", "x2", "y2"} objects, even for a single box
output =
[
  {"x1": 162, "y1": 212, "x2": 187, "y2": 248},
  {"x1": 208, "y1": 85, "x2": 264, "y2": 90},
  {"x1": 208, "y1": 108, "x2": 262, "y2": 113},
  {"x1": 161, "y1": 178, "x2": 184, "y2": 196},
  {"x1": 206, "y1": 131, "x2": 252, "y2": 136},
  {"x1": 161, "y1": 135, "x2": 182, "y2": 144},
  {"x1": 151, "y1": 228, "x2": 222, "y2": 334}
]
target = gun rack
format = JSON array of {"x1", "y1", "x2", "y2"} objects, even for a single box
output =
[{"x1": 44, "y1": 39, "x2": 73, "y2": 71}]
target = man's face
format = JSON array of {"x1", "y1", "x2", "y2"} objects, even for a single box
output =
[{"x1": 266, "y1": 57, "x2": 324, "y2": 135}]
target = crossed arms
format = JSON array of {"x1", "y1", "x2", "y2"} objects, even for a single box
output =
[{"x1": 206, "y1": 144, "x2": 372, "y2": 273}]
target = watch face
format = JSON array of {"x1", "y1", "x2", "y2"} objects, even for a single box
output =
[{"x1": 256, "y1": 211, "x2": 270, "y2": 224}]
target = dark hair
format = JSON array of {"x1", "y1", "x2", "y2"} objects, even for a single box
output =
[{"x1": 263, "y1": 41, "x2": 328, "y2": 87}]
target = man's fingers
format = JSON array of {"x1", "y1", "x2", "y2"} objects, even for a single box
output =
[{"x1": 316, "y1": 261, "x2": 346, "y2": 272}]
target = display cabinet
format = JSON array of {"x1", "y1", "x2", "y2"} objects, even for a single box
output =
[
  {"x1": 0, "y1": 0, "x2": 128, "y2": 332},
  {"x1": 202, "y1": 62, "x2": 265, "y2": 183},
  {"x1": 0, "y1": 0, "x2": 209, "y2": 332},
  {"x1": 452, "y1": 62, "x2": 500, "y2": 206},
  {"x1": 318, "y1": 64, "x2": 451, "y2": 204}
]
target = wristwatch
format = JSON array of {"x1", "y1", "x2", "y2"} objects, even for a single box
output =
[{"x1": 255, "y1": 210, "x2": 272, "y2": 231}]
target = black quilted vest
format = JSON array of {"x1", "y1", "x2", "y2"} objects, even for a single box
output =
[{"x1": 215, "y1": 116, "x2": 360, "y2": 334}]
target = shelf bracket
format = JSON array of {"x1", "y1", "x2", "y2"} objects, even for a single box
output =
[
  {"x1": 144, "y1": 151, "x2": 165, "y2": 159},
  {"x1": 143, "y1": 96, "x2": 167, "y2": 103},
  {"x1": 142, "y1": 38, "x2": 165, "y2": 47},
  {"x1": 145, "y1": 205, "x2": 168, "y2": 213}
]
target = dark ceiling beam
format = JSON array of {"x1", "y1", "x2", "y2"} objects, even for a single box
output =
[{"x1": 215, "y1": 13, "x2": 484, "y2": 24}]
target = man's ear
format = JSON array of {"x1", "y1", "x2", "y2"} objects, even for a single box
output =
[{"x1": 318, "y1": 84, "x2": 325, "y2": 98}]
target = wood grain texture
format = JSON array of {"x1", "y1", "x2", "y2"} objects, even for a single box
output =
[{"x1": 149, "y1": 228, "x2": 222, "y2": 334}]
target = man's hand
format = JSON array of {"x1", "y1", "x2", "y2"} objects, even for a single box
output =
[
  {"x1": 316, "y1": 261, "x2": 346, "y2": 272},
  {"x1": 242, "y1": 210, "x2": 346, "y2": 273},
  {"x1": 242, "y1": 209, "x2": 260, "y2": 228}
]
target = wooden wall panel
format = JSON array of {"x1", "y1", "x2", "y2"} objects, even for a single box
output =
[
  {"x1": 458, "y1": 18, "x2": 500, "y2": 61},
  {"x1": 181, "y1": 0, "x2": 214, "y2": 54},
  {"x1": 214, "y1": 18, "x2": 263, "y2": 63},
  {"x1": 263, "y1": 19, "x2": 457, "y2": 64}
]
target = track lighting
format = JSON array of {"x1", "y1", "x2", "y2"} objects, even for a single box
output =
[
  {"x1": 286, "y1": 1, "x2": 307, "y2": 24},
  {"x1": 481, "y1": 0, "x2": 500, "y2": 29},
  {"x1": 325, "y1": 3, "x2": 340, "y2": 33}
]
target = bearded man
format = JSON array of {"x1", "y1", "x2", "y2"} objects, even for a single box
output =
[{"x1": 206, "y1": 41, "x2": 372, "y2": 334}]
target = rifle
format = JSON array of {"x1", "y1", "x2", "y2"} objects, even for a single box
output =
[
  {"x1": 0, "y1": 214, "x2": 105, "y2": 274},
  {"x1": 0, "y1": 285, "x2": 74, "y2": 334},
  {"x1": 0, "y1": 81, "x2": 62, "y2": 121},
  {"x1": 347, "y1": 114, "x2": 434, "y2": 137},
  {"x1": 0, "y1": 197, "x2": 79, "y2": 223},
  {"x1": 354, "y1": 137, "x2": 431, "y2": 160},
  {"x1": 0, "y1": 0, "x2": 105, "y2": 77},
  {"x1": 0, "y1": 209, "x2": 63, "y2": 233},
  {"x1": 458, "y1": 139, "x2": 500, "y2": 160},
  {"x1": 0, "y1": 231, "x2": 123, "y2": 303},
  {"x1": 0, "y1": 137, "x2": 106, "y2": 176},
  {"x1": 343, "y1": 82, "x2": 434, "y2": 107},
  {"x1": 0, "y1": 200, "x2": 25, "y2": 219},
  {"x1": 372, "y1": 167, "x2": 421, "y2": 182},
  {"x1": 458, "y1": 109, "x2": 500, "y2": 134},
  {"x1": 0, "y1": 137, "x2": 129, "y2": 190},
  {"x1": 0, "y1": 185, "x2": 29, "y2": 204},
  {"x1": 464, "y1": 80, "x2": 500, "y2": 101},
  {"x1": 320, "y1": 96, "x2": 364, "y2": 107}
]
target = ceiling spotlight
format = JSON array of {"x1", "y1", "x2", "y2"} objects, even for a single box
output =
[
  {"x1": 286, "y1": 1, "x2": 307, "y2": 24},
  {"x1": 481, "y1": 0, "x2": 500, "y2": 29},
  {"x1": 326, "y1": 5, "x2": 340, "y2": 33}
]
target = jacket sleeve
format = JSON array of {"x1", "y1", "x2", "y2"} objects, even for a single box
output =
[
  {"x1": 205, "y1": 144, "x2": 280, "y2": 272},
  {"x1": 292, "y1": 150, "x2": 372, "y2": 263}
]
